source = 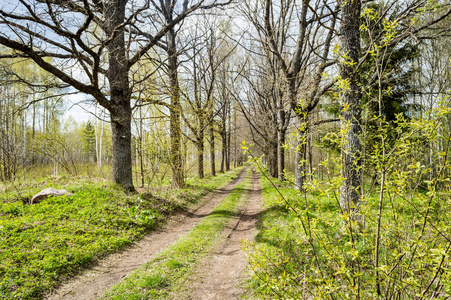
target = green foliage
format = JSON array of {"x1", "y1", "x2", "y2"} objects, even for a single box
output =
[
  {"x1": 0, "y1": 182, "x2": 156, "y2": 299},
  {"x1": 359, "y1": 3, "x2": 421, "y2": 161},
  {"x1": 142, "y1": 274, "x2": 168, "y2": 289},
  {"x1": 243, "y1": 103, "x2": 451, "y2": 299},
  {"x1": 82, "y1": 121, "x2": 97, "y2": 162}
]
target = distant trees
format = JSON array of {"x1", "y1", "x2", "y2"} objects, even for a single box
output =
[
  {"x1": 159, "y1": 0, "x2": 186, "y2": 187},
  {"x1": 239, "y1": 0, "x2": 338, "y2": 188},
  {"x1": 83, "y1": 121, "x2": 97, "y2": 163},
  {"x1": 214, "y1": 38, "x2": 239, "y2": 173},
  {"x1": 0, "y1": 54, "x2": 64, "y2": 180},
  {"x1": 237, "y1": 56, "x2": 282, "y2": 178},
  {"x1": 411, "y1": 13, "x2": 451, "y2": 179},
  {"x1": 0, "y1": 55, "x2": 113, "y2": 179},
  {"x1": 179, "y1": 17, "x2": 236, "y2": 178},
  {"x1": 181, "y1": 25, "x2": 218, "y2": 179},
  {"x1": 0, "y1": 69, "x2": 21, "y2": 181}
]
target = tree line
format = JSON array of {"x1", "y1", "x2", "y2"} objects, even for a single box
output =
[{"x1": 0, "y1": 0, "x2": 450, "y2": 199}]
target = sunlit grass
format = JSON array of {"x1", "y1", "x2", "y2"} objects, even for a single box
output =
[{"x1": 0, "y1": 167, "x2": 244, "y2": 299}]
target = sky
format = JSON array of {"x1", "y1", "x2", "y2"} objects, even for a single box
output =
[{"x1": 62, "y1": 93, "x2": 97, "y2": 124}]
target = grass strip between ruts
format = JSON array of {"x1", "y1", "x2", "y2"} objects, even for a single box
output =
[{"x1": 102, "y1": 168, "x2": 252, "y2": 300}]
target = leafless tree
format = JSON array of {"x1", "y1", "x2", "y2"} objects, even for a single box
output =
[
  {"x1": 179, "y1": 16, "x2": 235, "y2": 178},
  {"x1": 239, "y1": 0, "x2": 338, "y2": 187}
]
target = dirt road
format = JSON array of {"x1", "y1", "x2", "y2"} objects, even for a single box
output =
[
  {"x1": 46, "y1": 168, "x2": 249, "y2": 300},
  {"x1": 187, "y1": 168, "x2": 261, "y2": 300}
]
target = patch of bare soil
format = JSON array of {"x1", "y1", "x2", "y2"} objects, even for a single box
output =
[
  {"x1": 187, "y1": 168, "x2": 261, "y2": 300},
  {"x1": 45, "y1": 168, "x2": 247, "y2": 300}
]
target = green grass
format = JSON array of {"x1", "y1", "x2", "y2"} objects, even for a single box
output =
[
  {"x1": 0, "y1": 167, "x2": 244, "y2": 299},
  {"x1": 102, "y1": 168, "x2": 252, "y2": 300}
]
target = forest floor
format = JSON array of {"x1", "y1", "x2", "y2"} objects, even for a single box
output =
[{"x1": 45, "y1": 167, "x2": 262, "y2": 300}]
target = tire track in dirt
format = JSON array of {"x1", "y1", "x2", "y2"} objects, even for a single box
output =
[
  {"x1": 45, "y1": 168, "x2": 248, "y2": 300},
  {"x1": 187, "y1": 168, "x2": 261, "y2": 300}
]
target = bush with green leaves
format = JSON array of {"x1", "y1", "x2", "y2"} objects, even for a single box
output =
[{"x1": 243, "y1": 102, "x2": 451, "y2": 299}]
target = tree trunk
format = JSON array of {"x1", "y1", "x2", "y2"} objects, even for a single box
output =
[
  {"x1": 95, "y1": 105, "x2": 99, "y2": 164},
  {"x1": 198, "y1": 116, "x2": 205, "y2": 178},
  {"x1": 22, "y1": 108, "x2": 26, "y2": 180},
  {"x1": 308, "y1": 131, "x2": 313, "y2": 181},
  {"x1": 197, "y1": 138, "x2": 204, "y2": 179},
  {"x1": 268, "y1": 139, "x2": 278, "y2": 178},
  {"x1": 226, "y1": 110, "x2": 231, "y2": 171},
  {"x1": 110, "y1": 107, "x2": 134, "y2": 191},
  {"x1": 99, "y1": 109, "x2": 104, "y2": 169},
  {"x1": 233, "y1": 108, "x2": 237, "y2": 168},
  {"x1": 167, "y1": 26, "x2": 184, "y2": 187},
  {"x1": 294, "y1": 114, "x2": 308, "y2": 190},
  {"x1": 319, "y1": 148, "x2": 324, "y2": 181},
  {"x1": 278, "y1": 125, "x2": 286, "y2": 181},
  {"x1": 220, "y1": 127, "x2": 226, "y2": 173},
  {"x1": 210, "y1": 121, "x2": 216, "y2": 176},
  {"x1": 339, "y1": 0, "x2": 362, "y2": 212},
  {"x1": 139, "y1": 104, "x2": 145, "y2": 188},
  {"x1": 105, "y1": 0, "x2": 134, "y2": 191},
  {"x1": 32, "y1": 101, "x2": 35, "y2": 165}
]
